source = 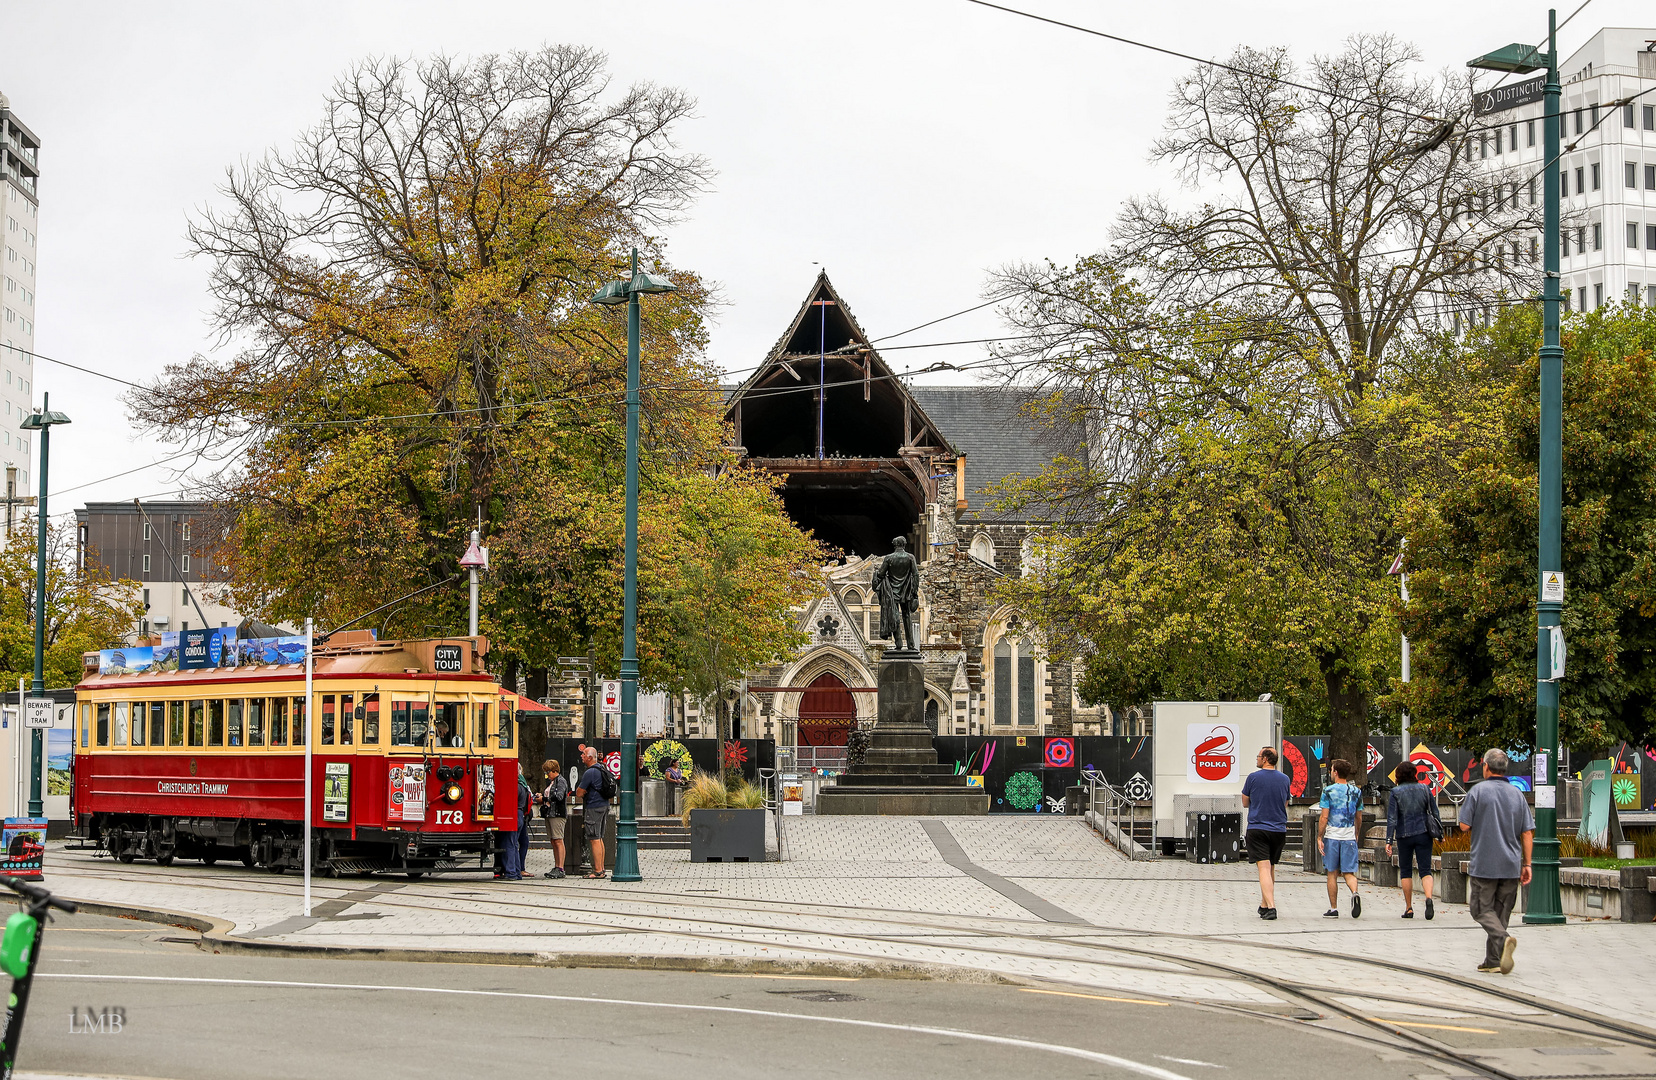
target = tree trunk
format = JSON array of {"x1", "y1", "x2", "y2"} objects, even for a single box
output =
[{"x1": 1321, "y1": 653, "x2": 1370, "y2": 786}]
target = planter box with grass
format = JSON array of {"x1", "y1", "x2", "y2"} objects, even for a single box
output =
[{"x1": 689, "y1": 808, "x2": 767, "y2": 863}]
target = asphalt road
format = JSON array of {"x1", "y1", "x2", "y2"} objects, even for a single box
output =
[{"x1": 15, "y1": 910, "x2": 1453, "y2": 1080}]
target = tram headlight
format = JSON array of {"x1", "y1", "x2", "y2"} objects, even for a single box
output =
[{"x1": 442, "y1": 781, "x2": 464, "y2": 804}]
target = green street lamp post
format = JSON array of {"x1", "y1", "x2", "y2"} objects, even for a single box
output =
[
  {"x1": 589, "y1": 248, "x2": 676, "y2": 883},
  {"x1": 19, "y1": 394, "x2": 70, "y2": 819},
  {"x1": 1468, "y1": 12, "x2": 1565, "y2": 924}
]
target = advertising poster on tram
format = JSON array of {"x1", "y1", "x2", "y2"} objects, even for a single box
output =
[
  {"x1": 387, "y1": 763, "x2": 427, "y2": 823},
  {"x1": 476, "y1": 764, "x2": 495, "y2": 821},
  {"x1": 323, "y1": 762, "x2": 351, "y2": 822}
]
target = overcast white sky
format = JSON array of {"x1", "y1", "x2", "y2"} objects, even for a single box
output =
[{"x1": 5, "y1": 0, "x2": 1650, "y2": 514}]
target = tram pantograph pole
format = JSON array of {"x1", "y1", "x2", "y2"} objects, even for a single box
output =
[{"x1": 303, "y1": 616, "x2": 313, "y2": 917}]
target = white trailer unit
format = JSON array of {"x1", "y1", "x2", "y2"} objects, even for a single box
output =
[{"x1": 1153, "y1": 701, "x2": 1283, "y2": 846}]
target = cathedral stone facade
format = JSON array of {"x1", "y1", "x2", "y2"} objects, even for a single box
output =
[{"x1": 703, "y1": 274, "x2": 1109, "y2": 748}]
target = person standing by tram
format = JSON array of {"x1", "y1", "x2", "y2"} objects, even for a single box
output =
[
  {"x1": 541, "y1": 759, "x2": 569, "y2": 880},
  {"x1": 513, "y1": 763, "x2": 535, "y2": 880}
]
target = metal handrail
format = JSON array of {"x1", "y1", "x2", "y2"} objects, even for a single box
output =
[{"x1": 1082, "y1": 771, "x2": 1153, "y2": 860}]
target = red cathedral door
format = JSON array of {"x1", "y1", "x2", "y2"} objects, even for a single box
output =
[{"x1": 797, "y1": 673, "x2": 856, "y2": 746}]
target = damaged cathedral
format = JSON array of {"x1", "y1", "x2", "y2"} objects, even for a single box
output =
[{"x1": 688, "y1": 274, "x2": 1126, "y2": 749}]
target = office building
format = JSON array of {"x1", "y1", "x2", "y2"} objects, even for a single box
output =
[{"x1": 0, "y1": 92, "x2": 39, "y2": 497}]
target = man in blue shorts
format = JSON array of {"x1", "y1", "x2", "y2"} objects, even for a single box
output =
[
  {"x1": 1241, "y1": 746, "x2": 1291, "y2": 920},
  {"x1": 1318, "y1": 758, "x2": 1363, "y2": 918}
]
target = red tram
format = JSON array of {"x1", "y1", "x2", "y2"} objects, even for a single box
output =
[{"x1": 70, "y1": 632, "x2": 524, "y2": 876}]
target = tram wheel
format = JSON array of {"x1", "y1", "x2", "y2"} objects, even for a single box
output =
[
  {"x1": 267, "y1": 865, "x2": 285, "y2": 875},
  {"x1": 405, "y1": 871, "x2": 426, "y2": 880},
  {"x1": 155, "y1": 853, "x2": 174, "y2": 867},
  {"x1": 240, "y1": 850, "x2": 256, "y2": 868},
  {"x1": 116, "y1": 851, "x2": 135, "y2": 864},
  {"x1": 201, "y1": 853, "x2": 217, "y2": 866}
]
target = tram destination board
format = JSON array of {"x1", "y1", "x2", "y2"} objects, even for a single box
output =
[{"x1": 433, "y1": 644, "x2": 464, "y2": 673}]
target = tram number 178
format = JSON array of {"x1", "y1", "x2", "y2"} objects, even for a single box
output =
[{"x1": 435, "y1": 810, "x2": 465, "y2": 825}]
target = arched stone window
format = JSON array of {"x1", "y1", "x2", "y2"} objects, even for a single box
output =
[
  {"x1": 843, "y1": 586, "x2": 868, "y2": 639},
  {"x1": 969, "y1": 533, "x2": 995, "y2": 567},
  {"x1": 991, "y1": 631, "x2": 1037, "y2": 728}
]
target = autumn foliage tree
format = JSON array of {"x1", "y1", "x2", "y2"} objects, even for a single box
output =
[{"x1": 132, "y1": 46, "x2": 821, "y2": 693}]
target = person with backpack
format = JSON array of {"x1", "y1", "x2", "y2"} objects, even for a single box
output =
[
  {"x1": 573, "y1": 745, "x2": 613, "y2": 879},
  {"x1": 1385, "y1": 760, "x2": 1443, "y2": 920},
  {"x1": 540, "y1": 759, "x2": 569, "y2": 880}
]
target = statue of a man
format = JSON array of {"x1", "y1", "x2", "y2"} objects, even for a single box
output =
[{"x1": 872, "y1": 536, "x2": 920, "y2": 652}]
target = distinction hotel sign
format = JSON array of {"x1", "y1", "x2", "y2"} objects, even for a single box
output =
[{"x1": 1474, "y1": 75, "x2": 1546, "y2": 117}]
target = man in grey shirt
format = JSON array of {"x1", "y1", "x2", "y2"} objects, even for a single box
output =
[{"x1": 1458, "y1": 749, "x2": 1534, "y2": 974}]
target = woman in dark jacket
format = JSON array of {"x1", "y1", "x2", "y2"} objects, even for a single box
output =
[{"x1": 1385, "y1": 761, "x2": 1443, "y2": 919}]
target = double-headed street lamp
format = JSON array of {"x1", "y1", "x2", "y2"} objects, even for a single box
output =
[
  {"x1": 1468, "y1": 13, "x2": 1565, "y2": 925},
  {"x1": 589, "y1": 247, "x2": 676, "y2": 883},
  {"x1": 19, "y1": 394, "x2": 70, "y2": 819}
]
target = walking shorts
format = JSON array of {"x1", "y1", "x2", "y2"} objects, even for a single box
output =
[
  {"x1": 1397, "y1": 834, "x2": 1434, "y2": 879},
  {"x1": 1324, "y1": 837, "x2": 1359, "y2": 874},
  {"x1": 1245, "y1": 828, "x2": 1286, "y2": 865},
  {"x1": 583, "y1": 805, "x2": 607, "y2": 840}
]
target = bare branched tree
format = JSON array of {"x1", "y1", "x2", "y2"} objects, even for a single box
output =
[{"x1": 988, "y1": 36, "x2": 1543, "y2": 779}]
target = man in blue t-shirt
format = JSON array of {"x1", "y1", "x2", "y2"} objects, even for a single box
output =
[
  {"x1": 572, "y1": 745, "x2": 610, "y2": 879},
  {"x1": 1318, "y1": 759, "x2": 1363, "y2": 919},
  {"x1": 1241, "y1": 746, "x2": 1291, "y2": 920}
]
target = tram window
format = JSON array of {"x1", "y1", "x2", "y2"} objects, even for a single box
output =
[
  {"x1": 80, "y1": 703, "x2": 89, "y2": 749},
  {"x1": 435, "y1": 703, "x2": 461, "y2": 747},
  {"x1": 96, "y1": 704, "x2": 110, "y2": 747},
  {"x1": 270, "y1": 698, "x2": 287, "y2": 746},
  {"x1": 391, "y1": 701, "x2": 410, "y2": 745},
  {"x1": 189, "y1": 701, "x2": 205, "y2": 747},
  {"x1": 227, "y1": 699, "x2": 243, "y2": 746},
  {"x1": 207, "y1": 700, "x2": 225, "y2": 746},
  {"x1": 499, "y1": 702, "x2": 513, "y2": 749},
  {"x1": 340, "y1": 694, "x2": 353, "y2": 746},
  {"x1": 150, "y1": 702, "x2": 165, "y2": 747},
  {"x1": 248, "y1": 698, "x2": 264, "y2": 747},
  {"x1": 361, "y1": 695, "x2": 379, "y2": 744},
  {"x1": 476, "y1": 704, "x2": 490, "y2": 746},
  {"x1": 130, "y1": 703, "x2": 145, "y2": 746},
  {"x1": 170, "y1": 702, "x2": 185, "y2": 746},
  {"x1": 321, "y1": 695, "x2": 335, "y2": 745},
  {"x1": 410, "y1": 703, "x2": 429, "y2": 745},
  {"x1": 292, "y1": 696, "x2": 307, "y2": 746},
  {"x1": 113, "y1": 702, "x2": 128, "y2": 747}
]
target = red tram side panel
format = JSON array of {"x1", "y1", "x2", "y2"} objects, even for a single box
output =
[{"x1": 71, "y1": 633, "x2": 521, "y2": 876}]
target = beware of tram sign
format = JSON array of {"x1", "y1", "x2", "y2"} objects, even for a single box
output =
[{"x1": 23, "y1": 698, "x2": 52, "y2": 729}]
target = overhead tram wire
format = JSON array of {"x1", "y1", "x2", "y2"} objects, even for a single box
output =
[
  {"x1": 962, "y1": 0, "x2": 1443, "y2": 123},
  {"x1": 3, "y1": 343, "x2": 150, "y2": 392}
]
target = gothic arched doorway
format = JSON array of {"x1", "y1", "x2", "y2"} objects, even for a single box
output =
[{"x1": 798, "y1": 672, "x2": 856, "y2": 746}]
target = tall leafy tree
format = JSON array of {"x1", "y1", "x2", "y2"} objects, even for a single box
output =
[
  {"x1": 1397, "y1": 305, "x2": 1656, "y2": 752},
  {"x1": 131, "y1": 46, "x2": 820, "y2": 691},
  {"x1": 991, "y1": 37, "x2": 1532, "y2": 778}
]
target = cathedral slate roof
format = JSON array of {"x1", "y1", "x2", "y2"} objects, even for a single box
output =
[{"x1": 908, "y1": 386, "x2": 1067, "y2": 516}]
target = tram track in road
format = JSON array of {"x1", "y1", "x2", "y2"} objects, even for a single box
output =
[{"x1": 50, "y1": 855, "x2": 1656, "y2": 1076}]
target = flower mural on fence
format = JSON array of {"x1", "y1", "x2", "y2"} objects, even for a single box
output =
[
  {"x1": 1005, "y1": 771, "x2": 1043, "y2": 811},
  {"x1": 642, "y1": 739, "x2": 693, "y2": 780}
]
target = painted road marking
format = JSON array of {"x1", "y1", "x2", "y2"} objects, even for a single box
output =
[
  {"x1": 1368, "y1": 1018, "x2": 1498, "y2": 1035},
  {"x1": 1021, "y1": 987, "x2": 1171, "y2": 1007},
  {"x1": 702, "y1": 973, "x2": 859, "y2": 981},
  {"x1": 1155, "y1": 1056, "x2": 1226, "y2": 1069},
  {"x1": 40, "y1": 973, "x2": 1195, "y2": 1080}
]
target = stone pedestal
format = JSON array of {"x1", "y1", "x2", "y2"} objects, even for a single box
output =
[{"x1": 816, "y1": 656, "x2": 989, "y2": 816}]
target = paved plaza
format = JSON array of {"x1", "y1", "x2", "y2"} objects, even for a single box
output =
[{"x1": 40, "y1": 816, "x2": 1656, "y2": 1038}]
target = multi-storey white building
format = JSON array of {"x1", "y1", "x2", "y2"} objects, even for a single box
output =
[
  {"x1": 0, "y1": 92, "x2": 40, "y2": 504},
  {"x1": 1473, "y1": 28, "x2": 1656, "y2": 312}
]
